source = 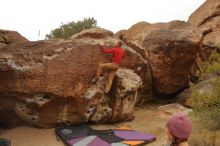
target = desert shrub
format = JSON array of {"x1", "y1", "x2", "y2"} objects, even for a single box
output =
[
  {"x1": 190, "y1": 50, "x2": 220, "y2": 129},
  {"x1": 45, "y1": 17, "x2": 97, "y2": 39}
]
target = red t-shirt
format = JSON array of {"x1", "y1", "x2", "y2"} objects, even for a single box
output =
[{"x1": 103, "y1": 47, "x2": 125, "y2": 64}]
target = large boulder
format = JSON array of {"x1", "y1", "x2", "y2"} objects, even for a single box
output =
[
  {"x1": 87, "y1": 68, "x2": 142, "y2": 123},
  {"x1": 188, "y1": 0, "x2": 220, "y2": 27},
  {"x1": 188, "y1": 0, "x2": 220, "y2": 50},
  {"x1": 188, "y1": 0, "x2": 220, "y2": 80},
  {"x1": 0, "y1": 28, "x2": 149, "y2": 128},
  {"x1": 119, "y1": 21, "x2": 202, "y2": 96}
]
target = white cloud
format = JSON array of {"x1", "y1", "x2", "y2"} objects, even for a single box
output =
[{"x1": 0, "y1": 0, "x2": 205, "y2": 41}]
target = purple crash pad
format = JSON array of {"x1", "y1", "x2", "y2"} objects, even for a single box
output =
[
  {"x1": 67, "y1": 136, "x2": 86, "y2": 145},
  {"x1": 87, "y1": 136, "x2": 111, "y2": 146},
  {"x1": 114, "y1": 130, "x2": 155, "y2": 141}
]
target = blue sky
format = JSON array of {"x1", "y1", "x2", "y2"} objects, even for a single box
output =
[{"x1": 0, "y1": 0, "x2": 205, "y2": 41}]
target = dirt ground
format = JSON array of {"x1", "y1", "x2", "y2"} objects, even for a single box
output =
[
  {"x1": 1, "y1": 104, "x2": 219, "y2": 146},
  {"x1": 0, "y1": 106, "x2": 168, "y2": 146}
]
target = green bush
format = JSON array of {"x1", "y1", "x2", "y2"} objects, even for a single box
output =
[
  {"x1": 45, "y1": 17, "x2": 97, "y2": 39},
  {"x1": 200, "y1": 50, "x2": 220, "y2": 78},
  {"x1": 190, "y1": 50, "x2": 220, "y2": 129},
  {"x1": 191, "y1": 80, "x2": 220, "y2": 129}
]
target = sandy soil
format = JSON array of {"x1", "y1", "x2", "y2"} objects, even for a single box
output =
[
  {"x1": 1, "y1": 104, "x2": 219, "y2": 146},
  {"x1": 0, "y1": 106, "x2": 168, "y2": 146}
]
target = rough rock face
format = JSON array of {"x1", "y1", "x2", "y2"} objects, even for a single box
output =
[
  {"x1": 188, "y1": 0, "x2": 220, "y2": 27},
  {"x1": 115, "y1": 29, "x2": 127, "y2": 39},
  {"x1": 188, "y1": 0, "x2": 220, "y2": 80},
  {"x1": 188, "y1": 0, "x2": 220, "y2": 50},
  {"x1": 87, "y1": 68, "x2": 142, "y2": 123},
  {"x1": 0, "y1": 28, "x2": 148, "y2": 128},
  {"x1": 199, "y1": 16, "x2": 220, "y2": 33},
  {"x1": 119, "y1": 21, "x2": 202, "y2": 96},
  {"x1": 203, "y1": 31, "x2": 220, "y2": 49},
  {"x1": 0, "y1": 29, "x2": 29, "y2": 46},
  {"x1": 188, "y1": 0, "x2": 220, "y2": 49}
]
